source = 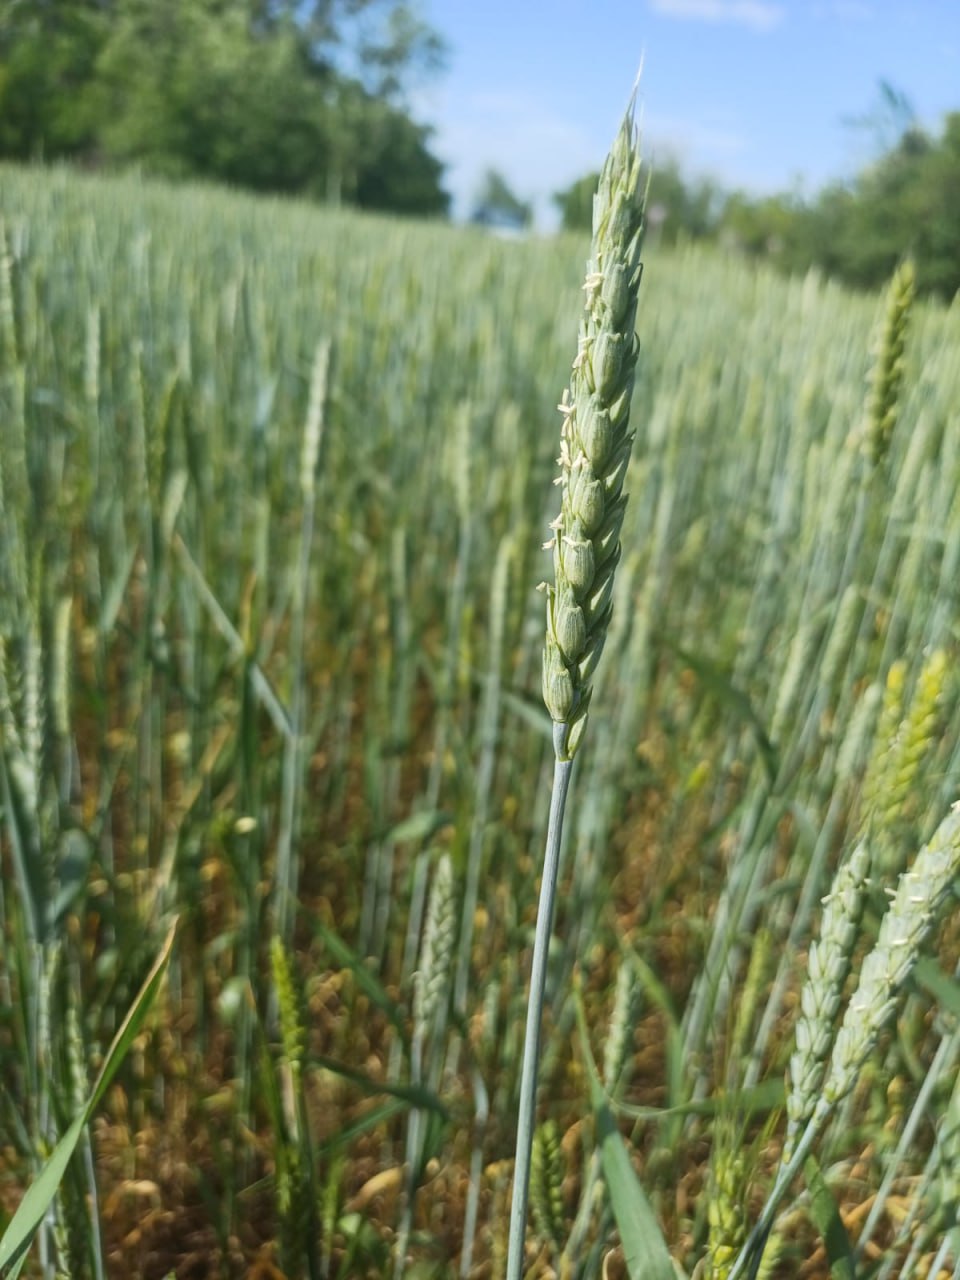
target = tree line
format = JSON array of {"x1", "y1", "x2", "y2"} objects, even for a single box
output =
[
  {"x1": 555, "y1": 106, "x2": 960, "y2": 300},
  {"x1": 0, "y1": 0, "x2": 450, "y2": 216},
  {"x1": 3, "y1": 15, "x2": 956, "y2": 299}
]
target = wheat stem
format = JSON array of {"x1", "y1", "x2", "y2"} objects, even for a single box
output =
[{"x1": 506, "y1": 743, "x2": 572, "y2": 1280}]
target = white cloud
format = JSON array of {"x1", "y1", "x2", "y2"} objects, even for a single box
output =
[{"x1": 649, "y1": 0, "x2": 785, "y2": 31}]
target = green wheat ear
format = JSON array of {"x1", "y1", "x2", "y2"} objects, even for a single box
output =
[
  {"x1": 270, "y1": 934, "x2": 307, "y2": 1081},
  {"x1": 530, "y1": 1119, "x2": 566, "y2": 1251},
  {"x1": 862, "y1": 257, "x2": 915, "y2": 469},
  {"x1": 508, "y1": 89, "x2": 647, "y2": 1280},
  {"x1": 542, "y1": 100, "x2": 646, "y2": 761}
]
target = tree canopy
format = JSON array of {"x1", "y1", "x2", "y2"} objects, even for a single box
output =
[
  {"x1": 0, "y1": 0, "x2": 450, "y2": 216},
  {"x1": 470, "y1": 169, "x2": 532, "y2": 231}
]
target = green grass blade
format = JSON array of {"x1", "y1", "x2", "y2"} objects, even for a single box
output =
[
  {"x1": 312, "y1": 920, "x2": 408, "y2": 1039},
  {"x1": 385, "y1": 808, "x2": 454, "y2": 845},
  {"x1": 611, "y1": 1078, "x2": 783, "y2": 1122},
  {"x1": 912, "y1": 956, "x2": 960, "y2": 1018},
  {"x1": 804, "y1": 1155, "x2": 855, "y2": 1280},
  {"x1": 311, "y1": 1055, "x2": 448, "y2": 1117},
  {"x1": 0, "y1": 920, "x2": 177, "y2": 1276},
  {"x1": 315, "y1": 1099, "x2": 410, "y2": 1156},
  {"x1": 575, "y1": 985, "x2": 676, "y2": 1280}
]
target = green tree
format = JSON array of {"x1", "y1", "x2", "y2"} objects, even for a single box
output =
[
  {"x1": 470, "y1": 169, "x2": 532, "y2": 230},
  {"x1": 553, "y1": 171, "x2": 600, "y2": 233},
  {"x1": 791, "y1": 118, "x2": 960, "y2": 297},
  {"x1": 350, "y1": 95, "x2": 449, "y2": 216},
  {"x1": 93, "y1": 0, "x2": 331, "y2": 189},
  {"x1": 645, "y1": 157, "x2": 722, "y2": 244},
  {"x1": 721, "y1": 190, "x2": 806, "y2": 258},
  {"x1": 717, "y1": 108, "x2": 960, "y2": 299},
  {"x1": 0, "y1": 0, "x2": 106, "y2": 158},
  {"x1": 0, "y1": 0, "x2": 450, "y2": 216}
]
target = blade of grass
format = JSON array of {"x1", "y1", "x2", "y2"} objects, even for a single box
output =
[
  {"x1": 804, "y1": 1156, "x2": 855, "y2": 1280},
  {"x1": 0, "y1": 919, "x2": 177, "y2": 1277},
  {"x1": 573, "y1": 982, "x2": 676, "y2": 1280},
  {"x1": 312, "y1": 920, "x2": 408, "y2": 1041}
]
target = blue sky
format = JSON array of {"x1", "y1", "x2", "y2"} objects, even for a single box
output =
[{"x1": 413, "y1": 0, "x2": 960, "y2": 226}]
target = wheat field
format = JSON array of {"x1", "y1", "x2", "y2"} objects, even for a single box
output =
[{"x1": 1, "y1": 159, "x2": 960, "y2": 1279}]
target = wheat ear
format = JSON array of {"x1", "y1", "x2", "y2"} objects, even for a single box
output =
[
  {"x1": 862, "y1": 258, "x2": 915, "y2": 469},
  {"x1": 815, "y1": 804, "x2": 960, "y2": 1116},
  {"x1": 507, "y1": 89, "x2": 646, "y2": 1280},
  {"x1": 541, "y1": 100, "x2": 646, "y2": 762},
  {"x1": 731, "y1": 802, "x2": 960, "y2": 1279},
  {"x1": 783, "y1": 839, "x2": 871, "y2": 1162}
]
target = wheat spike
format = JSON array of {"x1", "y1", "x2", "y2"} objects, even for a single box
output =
[
  {"x1": 530, "y1": 1119, "x2": 566, "y2": 1251},
  {"x1": 816, "y1": 804, "x2": 960, "y2": 1119},
  {"x1": 862, "y1": 259, "x2": 915, "y2": 469},
  {"x1": 541, "y1": 103, "x2": 646, "y2": 761},
  {"x1": 784, "y1": 840, "x2": 871, "y2": 1161},
  {"x1": 413, "y1": 852, "x2": 456, "y2": 1045}
]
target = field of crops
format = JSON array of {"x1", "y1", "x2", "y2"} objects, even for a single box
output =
[{"x1": 1, "y1": 155, "x2": 960, "y2": 1280}]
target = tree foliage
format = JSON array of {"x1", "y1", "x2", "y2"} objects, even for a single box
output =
[
  {"x1": 554, "y1": 103, "x2": 960, "y2": 299},
  {"x1": 553, "y1": 171, "x2": 599, "y2": 233},
  {"x1": 0, "y1": 0, "x2": 449, "y2": 215},
  {"x1": 470, "y1": 169, "x2": 532, "y2": 230},
  {"x1": 728, "y1": 115, "x2": 960, "y2": 298},
  {"x1": 645, "y1": 158, "x2": 721, "y2": 245}
]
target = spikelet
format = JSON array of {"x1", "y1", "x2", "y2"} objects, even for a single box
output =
[
  {"x1": 270, "y1": 935, "x2": 307, "y2": 1085},
  {"x1": 276, "y1": 1144, "x2": 310, "y2": 1280},
  {"x1": 23, "y1": 601, "x2": 45, "y2": 817},
  {"x1": 541, "y1": 102, "x2": 646, "y2": 760},
  {"x1": 0, "y1": 631, "x2": 23, "y2": 760},
  {"x1": 270, "y1": 938, "x2": 313, "y2": 1278},
  {"x1": 783, "y1": 840, "x2": 871, "y2": 1161},
  {"x1": 54, "y1": 995, "x2": 92, "y2": 1280},
  {"x1": 836, "y1": 682, "x2": 882, "y2": 784},
  {"x1": 877, "y1": 649, "x2": 947, "y2": 858},
  {"x1": 860, "y1": 651, "x2": 948, "y2": 873},
  {"x1": 65, "y1": 990, "x2": 88, "y2": 1116},
  {"x1": 300, "y1": 338, "x2": 331, "y2": 498},
  {"x1": 530, "y1": 1119, "x2": 566, "y2": 1251},
  {"x1": 818, "y1": 584, "x2": 862, "y2": 702},
  {"x1": 770, "y1": 620, "x2": 817, "y2": 747},
  {"x1": 859, "y1": 659, "x2": 908, "y2": 826},
  {"x1": 51, "y1": 595, "x2": 72, "y2": 742},
  {"x1": 53, "y1": 1175, "x2": 90, "y2": 1280},
  {"x1": 413, "y1": 852, "x2": 456, "y2": 1045},
  {"x1": 83, "y1": 305, "x2": 100, "y2": 410},
  {"x1": 754, "y1": 1232, "x2": 784, "y2": 1280},
  {"x1": 862, "y1": 259, "x2": 915, "y2": 469},
  {"x1": 705, "y1": 1124, "x2": 747, "y2": 1279},
  {"x1": 814, "y1": 803, "x2": 960, "y2": 1122},
  {"x1": 602, "y1": 955, "x2": 640, "y2": 1093}
]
